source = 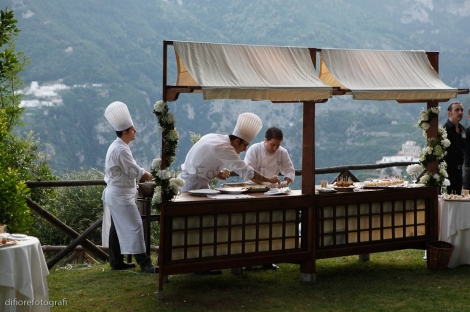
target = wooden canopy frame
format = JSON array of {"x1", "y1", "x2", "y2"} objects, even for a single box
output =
[
  {"x1": 157, "y1": 40, "x2": 469, "y2": 299},
  {"x1": 162, "y1": 40, "x2": 468, "y2": 191}
]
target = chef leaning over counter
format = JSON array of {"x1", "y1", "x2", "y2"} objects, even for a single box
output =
[{"x1": 180, "y1": 112, "x2": 281, "y2": 191}]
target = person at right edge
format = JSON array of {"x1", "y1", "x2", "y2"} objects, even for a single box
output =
[
  {"x1": 443, "y1": 101, "x2": 466, "y2": 195},
  {"x1": 463, "y1": 106, "x2": 470, "y2": 190}
]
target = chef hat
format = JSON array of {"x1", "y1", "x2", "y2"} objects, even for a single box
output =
[
  {"x1": 232, "y1": 112, "x2": 262, "y2": 143},
  {"x1": 104, "y1": 101, "x2": 134, "y2": 131}
]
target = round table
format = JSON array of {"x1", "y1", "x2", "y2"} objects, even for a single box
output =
[
  {"x1": 0, "y1": 236, "x2": 50, "y2": 312},
  {"x1": 438, "y1": 198, "x2": 470, "y2": 268}
]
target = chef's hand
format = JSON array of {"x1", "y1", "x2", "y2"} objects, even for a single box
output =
[
  {"x1": 268, "y1": 176, "x2": 281, "y2": 184},
  {"x1": 217, "y1": 171, "x2": 228, "y2": 180},
  {"x1": 141, "y1": 171, "x2": 153, "y2": 182},
  {"x1": 284, "y1": 178, "x2": 292, "y2": 185}
]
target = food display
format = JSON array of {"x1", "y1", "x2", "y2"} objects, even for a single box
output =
[
  {"x1": 0, "y1": 237, "x2": 17, "y2": 248},
  {"x1": 334, "y1": 180, "x2": 354, "y2": 187},
  {"x1": 442, "y1": 193, "x2": 470, "y2": 201},
  {"x1": 363, "y1": 177, "x2": 404, "y2": 187},
  {"x1": 334, "y1": 176, "x2": 354, "y2": 187}
]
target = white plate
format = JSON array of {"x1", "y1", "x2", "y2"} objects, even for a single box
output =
[
  {"x1": 10, "y1": 234, "x2": 27, "y2": 239},
  {"x1": 188, "y1": 189, "x2": 221, "y2": 196},
  {"x1": 407, "y1": 183, "x2": 425, "y2": 188},
  {"x1": 264, "y1": 187, "x2": 291, "y2": 195},
  {"x1": 216, "y1": 187, "x2": 248, "y2": 194}
]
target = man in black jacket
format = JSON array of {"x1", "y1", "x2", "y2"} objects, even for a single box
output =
[
  {"x1": 463, "y1": 106, "x2": 470, "y2": 191},
  {"x1": 443, "y1": 101, "x2": 466, "y2": 195}
]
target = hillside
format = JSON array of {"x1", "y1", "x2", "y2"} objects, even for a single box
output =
[{"x1": 7, "y1": 0, "x2": 470, "y2": 183}]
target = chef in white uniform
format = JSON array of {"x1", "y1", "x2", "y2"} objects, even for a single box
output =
[
  {"x1": 101, "y1": 101, "x2": 157, "y2": 273},
  {"x1": 180, "y1": 112, "x2": 280, "y2": 191},
  {"x1": 244, "y1": 126, "x2": 295, "y2": 185}
]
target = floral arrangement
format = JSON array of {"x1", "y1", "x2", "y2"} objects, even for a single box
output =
[
  {"x1": 419, "y1": 161, "x2": 450, "y2": 187},
  {"x1": 414, "y1": 106, "x2": 450, "y2": 187},
  {"x1": 150, "y1": 158, "x2": 184, "y2": 210},
  {"x1": 406, "y1": 164, "x2": 423, "y2": 179},
  {"x1": 150, "y1": 100, "x2": 184, "y2": 210}
]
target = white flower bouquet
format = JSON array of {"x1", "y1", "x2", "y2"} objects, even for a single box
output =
[{"x1": 415, "y1": 106, "x2": 448, "y2": 187}]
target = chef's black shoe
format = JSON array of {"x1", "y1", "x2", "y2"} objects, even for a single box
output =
[
  {"x1": 141, "y1": 264, "x2": 158, "y2": 274},
  {"x1": 262, "y1": 263, "x2": 280, "y2": 270},
  {"x1": 111, "y1": 262, "x2": 136, "y2": 270}
]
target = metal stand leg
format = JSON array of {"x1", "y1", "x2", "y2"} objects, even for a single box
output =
[
  {"x1": 300, "y1": 273, "x2": 316, "y2": 282},
  {"x1": 137, "y1": 198, "x2": 152, "y2": 256}
]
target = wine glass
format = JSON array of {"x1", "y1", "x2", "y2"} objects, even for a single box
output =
[{"x1": 440, "y1": 186, "x2": 447, "y2": 196}]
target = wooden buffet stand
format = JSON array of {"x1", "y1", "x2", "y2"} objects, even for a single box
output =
[{"x1": 157, "y1": 40, "x2": 468, "y2": 299}]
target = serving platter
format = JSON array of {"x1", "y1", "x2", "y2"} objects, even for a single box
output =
[
  {"x1": 317, "y1": 187, "x2": 337, "y2": 193},
  {"x1": 222, "y1": 182, "x2": 269, "y2": 193},
  {"x1": 442, "y1": 195, "x2": 470, "y2": 202},
  {"x1": 216, "y1": 187, "x2": 248, "y2": 194},
  {"x1": 188, "y1": 189, "x2": 221, "y2": 196},
  {"x1": 334, "y1": 187, "x2": 355, "y2": 192},
  {"x1": 9, "y1": 234, "x2": 29, "y2": 240},
  {"x1": 0, "y1": 239, "x2": 17, "y2": 248},
  {"x1": 264, "y1": 187, "x2": 291, "y2": 196},
  {"x1": 363, "y1": 185, "x2": 405, "y2": 189}
]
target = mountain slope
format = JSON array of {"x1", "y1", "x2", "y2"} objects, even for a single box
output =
[{"x1": 7, "y1": 0, "x2": 470, "y2": 180}]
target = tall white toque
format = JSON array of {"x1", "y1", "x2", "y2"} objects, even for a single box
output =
[
  {"x1": 232, "y1": 112, "x2": 262, "y2": 143},
  {"x1": 104, "y1": 101, "x2": 134, "y2": 131}
]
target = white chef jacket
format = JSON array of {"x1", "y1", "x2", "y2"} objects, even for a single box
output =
[
  {"x1": 244, "y1": 141, "x2": 295, "y2": 183},
  {"x1": 180, "y1": 133, "x2": 255, "y2": 191},
  {"x1": 101, "y1": 137, "x2": 146, "y2": 254}
]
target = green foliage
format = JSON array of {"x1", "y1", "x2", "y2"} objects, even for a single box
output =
[
  {"x1": 0, "y1": 7, "x2": 32, "y2": 231},
  {"x1": 0, "y1": 7, "x2": 56, "y2": 232},
  {"x1": 0, "y1": 156, "x2": 31, "y2": 232}
]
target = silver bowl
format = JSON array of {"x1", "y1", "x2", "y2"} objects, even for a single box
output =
[{"x1": 138, "y1": 182, "x2": 157, "y2": 198}]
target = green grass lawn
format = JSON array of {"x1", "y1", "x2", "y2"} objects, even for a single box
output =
[{"x1": 47, "y1": 249, "x2": 470, "y2": 311}]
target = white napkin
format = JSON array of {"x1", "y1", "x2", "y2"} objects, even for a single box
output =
[{"x1": 207, "y1": 194, "x2": 255, "y2": 199}]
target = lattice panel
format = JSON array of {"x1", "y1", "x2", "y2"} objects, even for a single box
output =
[
  {"x1": 317, "y1": 199, "x2": 427, "y2": 247},
  {"x1": 170, "y1": 209, "x2": 301, "y2": 260}
]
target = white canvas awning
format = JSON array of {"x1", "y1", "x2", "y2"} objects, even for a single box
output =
[
  {"x1": 173, "y1": 41, "x2": 332, "y2": 102},
  {"x1": 319, "y1": 48, "x2": 458, "y2": 101}
]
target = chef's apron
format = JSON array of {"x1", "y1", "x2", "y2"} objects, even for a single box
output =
[
  {"x1": 101, "y1": 185, "x2": 145, "y2": 254},
  {"x1": 180, "y1": 174, "x2": 210, "y2": 192}
]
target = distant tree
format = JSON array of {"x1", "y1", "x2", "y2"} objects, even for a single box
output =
[{"x1": 0, "y1": 7, "x2": 56, "y2": 233}]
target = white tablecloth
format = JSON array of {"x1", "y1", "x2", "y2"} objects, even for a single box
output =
[
  {"x1": 438, "y1": 198, "x2": 470, "y2": 268},
  {"x1": 0, "y1": 237, "x2": 50, "y2": 312}
]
